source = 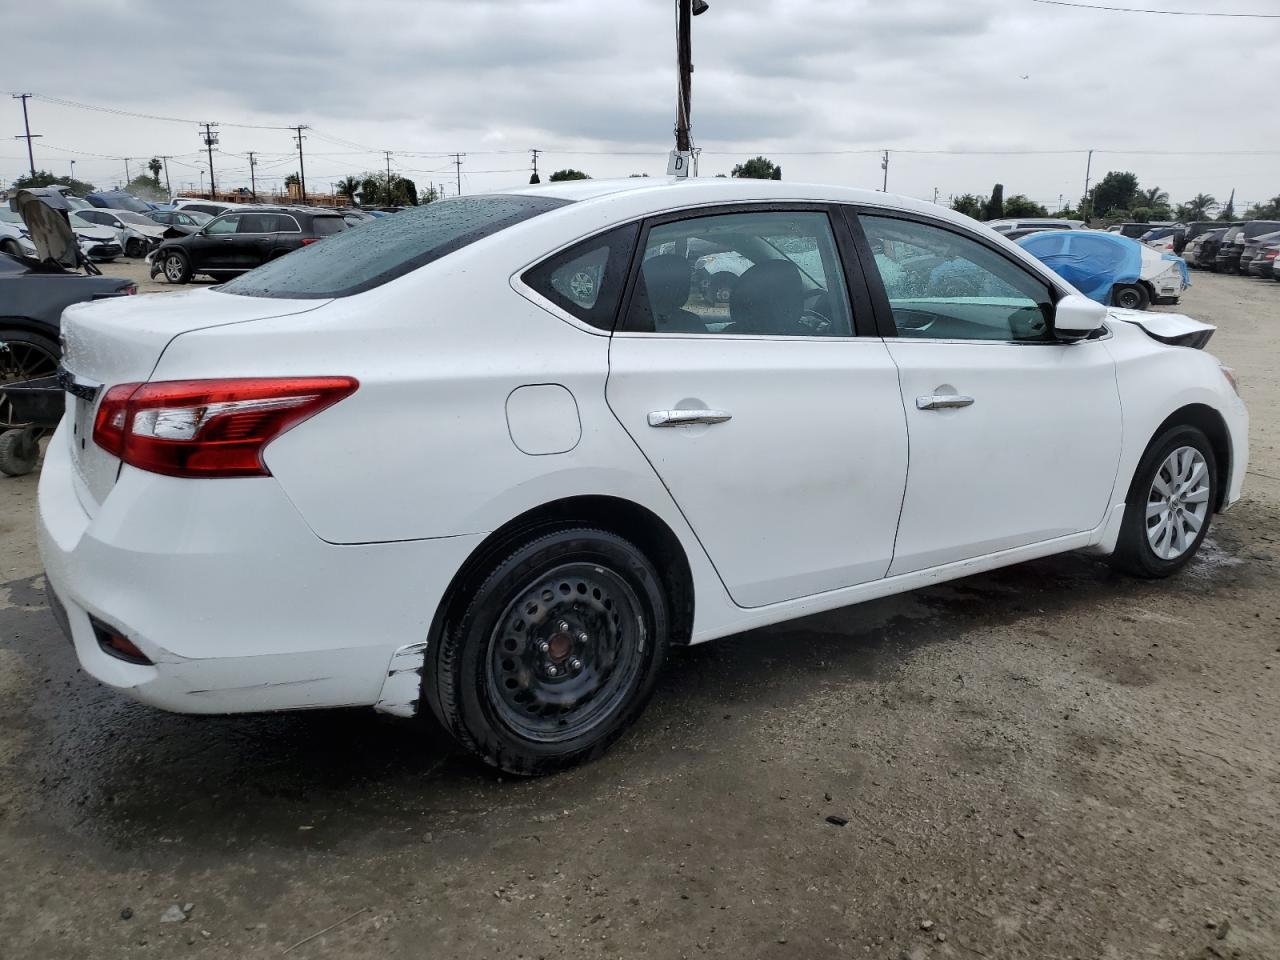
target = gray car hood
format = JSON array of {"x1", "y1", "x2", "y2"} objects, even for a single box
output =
[
  {"x1": 13, "y1": 188, "x2": 82, "y2": 267},
  {"x1": 1108, "y1": 307, "x2": 1215, "y2": 349}
]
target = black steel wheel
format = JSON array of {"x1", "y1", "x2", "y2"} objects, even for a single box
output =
[
  {"x1": 0, "y1": 331, "x2": 59, "y2": 428},
  {"x1": 427, "y1": 527, "x2": 670, "y2": 776},
  {"x1": 1111, "y1": 283, "x2": 1149, "y2": 310}
]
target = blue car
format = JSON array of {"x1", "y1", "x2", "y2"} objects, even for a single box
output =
[{"x1": 1017, "y1": 230, "x2": 1189, "y2": 310}]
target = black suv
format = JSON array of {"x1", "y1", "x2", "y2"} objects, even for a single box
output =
[
  {"x1": 1215, "y1": 220, "x2": 1280, "y2": 274},
  {"x1": 150, "y1": 206, "x2": 347, "y2": 284}
]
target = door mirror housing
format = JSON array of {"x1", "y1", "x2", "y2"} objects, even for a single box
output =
[{"x1": 1052, "y1": 293, "x2": 1108, "y2": 341}]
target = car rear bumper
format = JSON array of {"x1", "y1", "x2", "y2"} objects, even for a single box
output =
[{"x1": 37, "y1": 420, "x2": 482, "y2": 714}]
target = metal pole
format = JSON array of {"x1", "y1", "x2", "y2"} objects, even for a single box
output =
[
  {"x1": 11, "y1": 93, "x2": 39, "y2": 177},
  {"x1": 675, "y1": 0, "x2": 692, "y2": 154},
  {"x1": 385, "y1": 150, "x2": 393, "y2": 204},
  {"x1": 293, "y1": 126, "x2": 309, "y2": 203},
  {"x1": 453, "y1": 153, "x2": 464, "y2": 196},
  {"x1": 201, "y1": 123, "x2": 218, "y2": 199},
  {"x1": 1082, "y1": 149, "x2": 1094, "y2": 219},
  {"x1": 881, "y1": 150, "x2": 890, "y2": 191},
  {"x1": 247, "y1": 152, "x2": 257, "y2": 201}
]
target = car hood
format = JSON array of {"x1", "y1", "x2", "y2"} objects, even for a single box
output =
[
  {"x1": 1108, "y1": 307, "x2": 1215, "y2": 349},
  {"x1": 13, "y1": 187, "x2": 81, "y2": 266},
  {"x1": 74, "y1": 225, "x2": 118, "y2": 243}
]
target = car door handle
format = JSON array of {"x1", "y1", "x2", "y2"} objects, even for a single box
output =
[
  {"x1": 647, "y1": 409, "x2": 733, "y2": 427},
  {"x1": 916, "y1": 395, "x2": 975, "y2": 411}
]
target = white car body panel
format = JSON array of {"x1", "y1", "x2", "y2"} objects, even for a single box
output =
[
  {"x1": 0, "y1": 221, "x2": 38, "y2": 257},
  {"x1": 36, "y1": 177, "x2": 1249, "y2": 717}
]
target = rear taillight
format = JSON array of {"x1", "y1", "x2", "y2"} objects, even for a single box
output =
[
  {"x1": 92, "y1": 377, "x2": 358, "y2": 478},
  {"x1": 124, "y1": 284, "x2": 137, "y2": 295},
  {"x1": 301, "y1": 238, "x2": 319, "y2": 245}
]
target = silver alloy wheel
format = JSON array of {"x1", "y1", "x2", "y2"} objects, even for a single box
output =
[
  {"x1": 164, "y1": 254, "x2": 185, "y2": 282},
  {"x1": 1146, "y1": 445, "x2": 1210, "y2": 560}
]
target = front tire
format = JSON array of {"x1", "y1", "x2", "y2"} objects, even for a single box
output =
[
  {"x1": 161, "y1": 250, "x2": 192, "y2": 284},
  {"x1": 1111, "y1": 425, "x2": 1217, "y2": 578},
  {"x1": 125, "y1": 238, "x2": 144, "y2": 258},
  {"x1": 1111, "y1": 283, "x2": 1149, "y2": 310},
  {"x1": 426, "y1": 528, "x2": 670, "y2": 776}
]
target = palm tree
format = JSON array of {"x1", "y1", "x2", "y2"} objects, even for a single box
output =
[
  {"x1": 1140, "y1": 186, "x2": 1169, "y2": 207},
  {"x1": 336, "y1": 176, "x2": 361, "y2": 202},
  {"x1": 1183, "y1": 193, "x2": 1218, "y2": 220}
]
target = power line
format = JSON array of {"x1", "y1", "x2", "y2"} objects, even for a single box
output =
[
  {"x1": 12, "y1": 92, "x2": 297, "y2": 129},
  {"x1": 1028, "y1": 0, "x2": 1280, "y2": 16}
]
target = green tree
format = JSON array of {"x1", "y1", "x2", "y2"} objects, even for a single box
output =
[
  {"x1": 1090, "y1": 171, "x2": 1139, "y2": 218},
  {"x1": 11, "y1": 169, "x2": 96, "y2": 195},
  {"x1": 951, "y1": 193, "x2": 985, "y2": 219},
  {"x1": 1130, "y1": 206, "x2": 1154, "y2": 224},
  {"x1": 548, "y1": 169, "x2": 590, "y2": 182},
  {"x1": 125, "y1": 175, "x2": 166, "y2": 202},
  {"x1": 284, "y1": 173, "x2": 301, "y2": 188},
  {"x1": 982, "y1": 183, "x2": 1005, "y2": 220},
  {"x1": 1002, "y1": 195, "x2": 1048, "y2": 218},
  {"x1": 730, "y1": 156, "x2": 779, "y2": 180},
  {"x1": 148, "y1": 157, "x2": 163, "y2": 181},
  {"x1": 336, "y1": 176, "x2": 361, "y2": 201},
  {"x1": 1244, "y1": 196, "x2": 1280, "y2": 219},
  {"x1": 1179, "y1": 193, "x2": 1218, "y2": 220},
  {"x1": 1138, "y1": 186, "x2": 1168, "y2": 208},
  {"x1": 1217, "y1": 195, "x2": 1235, "y2": 221}
]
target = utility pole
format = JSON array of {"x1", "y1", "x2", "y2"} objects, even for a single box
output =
[
  {"x1": 452, "y1": 153, "x2": 464, "y2": 196},
  {"x1": 881, "y1": 150, "x2": 890, "y2": 192},
  {"x1": 11, "y1": 93, "x2": 40, "y2": 177},
  {"x1": 158, "y1": 156, "x2": 172, "y2": 198},
  {"x1": 124, "y1": 157, "x2": 131, "y2": 184},
  {"x1": 1058, "y1": 193, "x2": 1064, "y2": 214},
  {"x1": 932, "y1": 186, "x2": 939, "y2": 205},
  {"x1": 529, "y1": 148, "x2": 541, "y2": 184},
  {"x1": 70, "y1": 159, "x2": 75, "y2": 182},
  {"x1": 1081, "y1": 148, "x2": 1094, "y2": 220},
  {"x1": 671, "y1": 0, "x2": 707, "y2": 175},
  {"x1": 292, "y1": 125, "x2": 309, "y2": 202},
  {"x1": 247, "y1": 151, "x2": 257, "y2": 201},
  {"x1": 384, "y1": 150, "x2": 393, "y2": 203},
  {"x1": 200, "y1": 122, "x2": 219, "y2": 199}
]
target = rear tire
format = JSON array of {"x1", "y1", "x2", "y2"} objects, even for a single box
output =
[
  {"x1": 0, "y1": 330, "x2": 59, "y2": 427},
  {"x1": 1110, "y1": 425, "x2": 1217, "y2": 578},
  {"x1": 1, "y1": 239, "x2": 21, "y2": 258},
  {"x1": 0, "y1": 428, "x2": 39, "y2": 477},
  {"x1": 426, "y1": 527, "x2": 670, "y2": 776},
  {"x1": 1111, "y1": 283, "x2": 1149, "y2": 310}
]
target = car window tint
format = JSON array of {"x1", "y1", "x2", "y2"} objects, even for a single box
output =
[
  {"x1": 621, "y1": 210, "x2": 853, "y2": 337},
  {"x1": 522, "y1": 222, "x2": 639, "y2": 331},
  {"x1": 310, "y1": 216, "x2": 345, "y2": 236},
  {"x1": 237, "y1": 213, "x2": 275, "y2": 233},
  {"x1": 860, "y1": 215, "x2": 1054, "y2": 343},
  {"x1": 219, "y1": 195, "x2": 569, "y2": 299},
  {"x1": 205, "y1": 215, "x2": 241, "y2": 236}
]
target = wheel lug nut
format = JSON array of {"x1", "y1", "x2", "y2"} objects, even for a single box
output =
[
  {"x1": 536, "y1": 640, "x2": 550, "y2": 654},
  {"x1": 557, "y1": 620, "x2": 570, "y2": 633},
  {"x1": 568, "y1": 657, "x2": 583, "y2": 673},
  {"x1": 546, "y1": 665, "x2": 560, "y2": 678},
  {"x1": 576, "y1": 631, "x2": 589, "y2": 644}
]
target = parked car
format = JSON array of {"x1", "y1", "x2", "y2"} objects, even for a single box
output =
[
  {"x1": 1017, "y1": 229, "x2": 1188, "y2": 309},
  {"x1": 70, "y1": 223, "x2": 123, "y2": 262},
  {"x1": 146, "y1": 209, "x2": 212, "y2": 230},
  {"x1": 1138, "y1": 226, "x2": 1180, "y2": 245},
  {"x1": 37, "y1": 179, "x2": 1247, "y2": 775},
  {"x1": 1245, "y1": 240, "x2": 1280, "y2": 278},
  {"x1": 1107, "y1": 222, "x2": 1173, "y2": 239},
  {"x1": 85, "y1": 190, "x2": 155, "y2": 213},
  {"x1": 0, "y1": 208, "x2": 38, "y2": 259},
  {"x1": 986, "y1": 217, "x2": 1085, "y2": 234},
  {"x1": 1001, "y1": 226, "x2": 1060, "y2": 241},
  {"x1": 1238, "y1": 230, "x2": 1280, "y2": 276},
  {"x1": 1169, "y1": 222, "x2": 1221, "y2": 256},
  {"x1": 1183, "y1": 227, "x2": 1231, "y2": 269},
  {"x1": 71, "y1": 208, "x2": 166, "y2": 257},
  {"x1": 171, "y1": 199, "x2": 232, "y2": 218},
  {"x1": 1, "y1": 189, "x2": 135, "y2": 426},
  {"x1": 1215, "y1": 221, "x2": 1280, "y2": 273},
  {"x1": 148, "y1": 206, "x2": 347, "y2": 283}
]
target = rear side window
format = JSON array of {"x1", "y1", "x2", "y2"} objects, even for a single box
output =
[
  {"x1": 238, "y1": 213, "x2": 276, "y2": 233},
  {"x1": 310, "y1": 216, "x2": 345, "y2": 236},
  {"x1": 220, "y1": 195, "x2": 569, "y2": 299},
  {"x1": 521, "y1": 223, "x2": 639, "y2": 331}
]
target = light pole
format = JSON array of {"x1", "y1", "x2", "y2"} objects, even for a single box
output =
[{"x1": 70, "y1": 160, "x2": 75, "y2": 182}]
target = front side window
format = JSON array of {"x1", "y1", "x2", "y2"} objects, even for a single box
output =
[
  {"x1": 622, "y1": 209, "x2": 853, "y2": 337},
  {"x1": 205, "y1": 215, "x2": 241, "y2": 236},
  {"x1": 521, "y1": 223, "x2": 639, "y2": 331},
  {"x1": 860, "y1": 215, "x2": 1054, "y2": 342}
]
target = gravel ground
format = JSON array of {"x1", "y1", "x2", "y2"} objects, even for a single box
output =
[{"x1": 1, "y1": 270, "x2": 1277, "y2": 959}]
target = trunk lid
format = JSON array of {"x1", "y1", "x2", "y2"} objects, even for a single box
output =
[{"x1": 61, "y1": 288, "x2": 332, "y2": 510}]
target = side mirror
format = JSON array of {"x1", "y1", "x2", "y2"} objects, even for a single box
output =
[{"x1": 1053, "y1": 293, "x2": 1108, "y2": 340}]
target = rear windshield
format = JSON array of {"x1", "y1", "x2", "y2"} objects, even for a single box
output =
[
  {"x1": 219, "y1": 195, "x2": 568, "y2": 299},
  {"x1": 1242, "y1": 221, "x2": 1280, "y2": 238},
  {"x1": 311, "y1": 215, "x2": 346, "y2": 236}
]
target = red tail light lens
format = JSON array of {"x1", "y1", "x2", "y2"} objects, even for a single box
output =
[
  {"x1": 301, "y1": 238, "x2": 319, "y2": 245},
  {"x1": 92, "y1": 377, "x2": 358, "y2": 478}
]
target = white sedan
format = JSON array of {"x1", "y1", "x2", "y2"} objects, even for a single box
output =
[{"x1": 38, "y1": 178, "x2": 1248, "y2": 775}]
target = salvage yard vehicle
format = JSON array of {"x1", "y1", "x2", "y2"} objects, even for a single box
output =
[
  {"x1": 0, "y1": 208, "x2": 38, "y2": 259},
  {"x1": 1017, "y1": 229, "x2": 1188, "y2": 309},
  {"x1": 37, "y1": 178, "x2": 1248, "y2": 776},
  {"x1": 1215, "y1": 221, "x2": 1280, "y2": 273},
  {"x1": 1238, "y1": 230, "x2": 1280, "y2": 276},
  {"x1": 70, "y1": 208, "x2": 165, "y2": 257},
  {"x1": 149, "y1": 206, "x2": 348, "y2": 283},
  {"x1": 985, "y1": 217, "x2": 1085, "y2": 234},
  {"x1": 146, "y1": 208, "x2": 212, "y2": 230}
]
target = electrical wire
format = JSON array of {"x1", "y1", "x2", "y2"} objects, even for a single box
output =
[{"x1": 1028, "y1": 0, "x2": 1280, "y2": 16}]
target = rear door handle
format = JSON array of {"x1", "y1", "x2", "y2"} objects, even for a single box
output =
[
  {"x1": 647, "y1": 409, "x2": 733, "y2": 427},
  {"x1": 916, "y1": 395, "x2": 975, "y2": 411}
]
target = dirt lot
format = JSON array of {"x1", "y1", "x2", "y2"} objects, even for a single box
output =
[{"x1": 1, "y1": 271, "x2": 1277, "y2": 959}]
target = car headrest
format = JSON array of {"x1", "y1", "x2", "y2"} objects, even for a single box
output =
[
  {"x1": 729, "y1": 260, "x2": 803, "y2": 335},
  {"x1": 641, "y1": 254, "x2": 693, "y2": 316}
]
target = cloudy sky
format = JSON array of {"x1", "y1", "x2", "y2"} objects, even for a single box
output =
[{"x1": 4, "y1": 0, "x2": 1279, "y2": 210}]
